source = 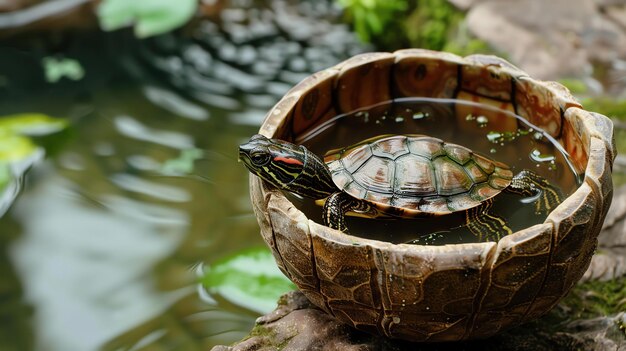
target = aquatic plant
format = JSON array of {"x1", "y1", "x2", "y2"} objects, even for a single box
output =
[
  {"x1": 337, "y1": 0, "x2": 491, "y2": 55},
  {"x1": 97, "y1": 0, "x2": 198, "y2": 38},
  {"x1": 336, "y1": 0, "x2": 408, "y2": 43},
  {"x1": 0, "y1": 114, "x2": 68, "y2": 217},
  {"x1": 201, "y1": 247, "x2": 295, "y2": 314}
]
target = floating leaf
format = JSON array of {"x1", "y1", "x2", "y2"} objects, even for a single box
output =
[
  {"x1": 201, "y1": 247, "x2": 295, "y2": 314},
  {"x1": 42, "y1": 57, "x2": 85, "y2": 83},
  {"x1": 98, "y1": 0, "x2": 198, "y2": 38},
  {"x1": 0, "y1": 113, "x2": 68, "y2": 136},
  {"x1": 0, "y1": 163, "x2": 9, "y2": 193},
  {"x1": 0, "y1": 132, "x2": 38, "y2": 162},
  {"x1": 0, "y1": 113, "x2": 68, "y2": 217},
  {"x1": 161, "y1": 148, "x2": 203, "y2": 175}
]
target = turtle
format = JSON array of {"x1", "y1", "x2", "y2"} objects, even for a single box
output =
[
  {"x1": 242, "y1": 51, "x2": 615, "y2": 342},
  {"x1": 239, "y1": 133, "x2": 562, "y2": 241}
]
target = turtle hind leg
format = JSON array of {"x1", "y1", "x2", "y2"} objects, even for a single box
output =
[
  {"x1": 466, "y1": 200, "x2": 512, "y2": 242},
  {"x1": 322, "y1": 192, "x2": 373, "y2": 233},
  {"x1": 507, "y1": 169, "x2": 563, "y2": 215}
]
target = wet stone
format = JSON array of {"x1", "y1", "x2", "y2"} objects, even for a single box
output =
[
  {"x1": 185, "y1": 71, "x2": 235, "y2": 95},
  {"x1": 218, "y1": 43, "x2": 238, "y2": 62},
  {"x1": 288, "y1": 57, "x2": 308, "y2": 72},
  {"x1": 237, "y1": 45, "x2": 258, "y2": 66},
  {"x1": 212, "y1": 291, "x2": 626, "y2": 351},
  {"x1": 182, "y1": 44, "x2": 213, "y2": 72},
  {"x1": 279, "y1": 71, "x2": 311, "y2": 85}
]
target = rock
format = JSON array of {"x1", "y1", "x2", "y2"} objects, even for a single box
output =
[
  {"x1": 211, "y1": 291, "x2": 626, "y2": 351},
  {"x1": 447, "y1": 0, "x2": 487, "y2": 11},
  {"x1": 604, "y1": 4, "x2": 626, "y2": 29},
  {"x1": 0, "y1": 0, "x2": 36, "y2": 13},
  {"x1": 463, "y1": 0, "x2": 626, "y2": 80},
  {"x1": 210, "y1": 291, "x2": 399, "y2": 351},
  {"x1": 583, "y1": 184, "x2": 626, "y2": 281}
]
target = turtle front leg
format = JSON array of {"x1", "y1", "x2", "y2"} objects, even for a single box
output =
[
  {"x1": 322, "y1": 192, "x2": 373, "y2": 233},
  {"x1": 465, "y1": 199, "x2": 512, "y2": 242},
  {"x1": 506, "y1": 170, "x2": 563, "y2": 215}
]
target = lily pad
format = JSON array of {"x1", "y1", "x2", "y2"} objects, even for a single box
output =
[
  {"x1": 201, "y1": 247, "x2": 296, "y2": 314},
  {"x1": 0, "y1": 113, "x2": 68, "y2": 217},
  {"x1": 42, "y1": 57, "x2": 85, "y2": 83},
  {"x1": 97, "y1": 0, "x2": 198, "y2": 38},
  {"x1": 161, "y1": 148, "x2": 204, "y2": 175},
  {"x1": 0, "y1": 113, "x2": 68, "y2": 136},
  {"x1": 0, "y1": 132, "x2": 38, "y2": 162}
]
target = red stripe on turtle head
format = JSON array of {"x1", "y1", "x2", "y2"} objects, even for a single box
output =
[{"x1": 273, "y1": 156, "x2": 304, "y2": 166}]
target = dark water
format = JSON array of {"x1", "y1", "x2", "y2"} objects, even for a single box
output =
[
  {"x1": 0, "y1": 36, "x2": 281, "y2": 351},
  {"x1": 292, "y1": 98, "x2": 581, "y2": 244}
]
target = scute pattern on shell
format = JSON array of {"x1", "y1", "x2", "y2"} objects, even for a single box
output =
[
  {"x1": 250, "y1": 50, "x2": 615, "y2": 342},
  {"x1": 326, "y1": 135, "x2": 511, "y2": 214}
]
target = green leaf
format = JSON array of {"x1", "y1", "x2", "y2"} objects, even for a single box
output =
[
  {"x1": 0, "y1": 163, "x2": 10, "y2": 194},
  {"x1": 201, "y1": 247, "x2": 295, "y2": 314},
  {"x1": 42, "y1": 57, "x2": 85, "y2": 83},
  {"x1": 557, "y1": 79, "x2": 587, "y2": 95},
  {"x1": 0, "y1": 113, "x2": 68, "y2": 136},
  {"x1": 161, "y1": 148, "x2": 203, "y2": 175},
  {"x1": 365, "y1": 11, "x2": 383, "y2": 34},
  {"x1": 0, "y1": 113, "x2": 68, "y2": 218},
  {"x1": 97, "y1": 0, "x2": 198, "y2": 38},
  {"x1": 0, "y1": 132, "x2": 38, "y2": 162}
]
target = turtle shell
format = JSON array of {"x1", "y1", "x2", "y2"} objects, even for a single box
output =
[{"x1": 325, "y1": 135, "x2": 513, "y2": 215}]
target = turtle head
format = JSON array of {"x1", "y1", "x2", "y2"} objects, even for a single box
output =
[{"x1": 239, "y1": 134, "x2": 336, "y2": 199}]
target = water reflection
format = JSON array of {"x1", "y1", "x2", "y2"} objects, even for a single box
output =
[
  {"x1": 0, "y1": 51, "x2": 263, "y2": 349},
  {"x1": 9, "y1": 173, "x2": 189, "y2": 350}
]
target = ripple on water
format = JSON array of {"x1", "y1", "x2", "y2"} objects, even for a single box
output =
[
  {"x1": 143, "y1": 85, "x2": 209, "y2": 121},
  {"x1": 109, "y1": 174, "x2": 192, "y2": 203},
  {"x1": 114, "y1": 116, "x2": 194, "y2": 150}
]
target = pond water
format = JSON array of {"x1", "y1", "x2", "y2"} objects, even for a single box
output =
[
  {"x1": 0, "y1": 0, "x2": 370, "y2": 347},
  {"x1": 0, "y1": 34, "x2": 283, "y2": 350},
  {"x1": 292, "y1": 98, "x2": 581, "y2": 245}
]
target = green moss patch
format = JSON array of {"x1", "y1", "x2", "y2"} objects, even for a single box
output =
[
  {"x1": 338, "y1": 0, "x2": 493, "y2": 55},
  {"x1": 557, "y1": 276, "x2": 626, "y2": 321}
]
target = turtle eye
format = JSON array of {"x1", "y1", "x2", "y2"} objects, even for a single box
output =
[{"x1": 250, "y1": 151, "x2": 270, "y2": 165}]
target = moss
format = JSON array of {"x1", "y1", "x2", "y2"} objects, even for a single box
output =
[
  {"x1": 556, "y1": 276, "x2": 626, "y2": 321},
  {"x1": 337, "y1": 0, "x2": 408, "y2": 45},
  {"x1": 248, "y1": 324, "x2": 272, "y2": 339},
  {"x1": 615, "y1": 128, "x2": 626, "y2": 155},
  {"x1": 580, "y1": 96, "x2": 626, "y2": 186},
  {"x1": 338, "y1": 0, "x2": 494, "y2": 55},
  {"x1": 581, "y1": 97, "x2": 626, "y2": 121},
  {"x1": 613, "y1": 173, "x2": 626, "y2": 188},
  {"x1": 241, "y1": 318, "x2": 296, "y2": 350},
  {"x1": 558, "y1": 78, "x2": 588, "y2": 95}
]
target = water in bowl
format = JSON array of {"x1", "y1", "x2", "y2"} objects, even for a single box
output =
[{"x1": 291, "y1": 97, "x2": 582, "y2": 245}]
